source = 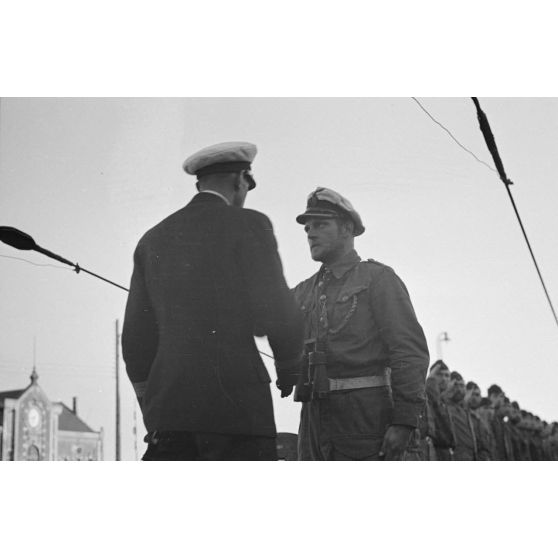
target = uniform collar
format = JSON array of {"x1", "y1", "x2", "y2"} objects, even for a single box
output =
[
  {"x1": 199, "y1": 190, "x2": 231, "y2": 205},
  {"x1": 322, "y1": 249, "x2": 361, "y2": 279}
]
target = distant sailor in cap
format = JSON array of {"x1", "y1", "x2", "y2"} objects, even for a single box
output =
[
  {"x1": 291, "y1": 186, "x2": 429, "y2": 460},
  {"x1": 122, "y1": 141, "x2": 304, "y2": 460}
]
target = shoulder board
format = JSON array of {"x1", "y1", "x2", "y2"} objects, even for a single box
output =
[
  {"x1": 362, "y1": 258, "x2": 395, "y2": 276},
  {"x1": 364, "y1": 258, "x2": 387, "y2": 267}
]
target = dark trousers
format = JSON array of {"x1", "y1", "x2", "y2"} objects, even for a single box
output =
[
  {"x1": 298, "y1": 386, "x2": 394, "y2": 460},
  {"x1": 142, "y1": 431, "x2": 278, "y2": 461}
]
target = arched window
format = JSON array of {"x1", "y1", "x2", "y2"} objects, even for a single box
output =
[{"x1": 27, "y1": 445, "x2": 41, "y2": 461}]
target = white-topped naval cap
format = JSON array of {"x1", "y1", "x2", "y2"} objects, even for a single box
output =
[
  {"x1": 182, "y1": 141, "x2": 258, "y2": 177},
  {"x1": 296, "y1": 186, "x2": 365, "y2": 236}
]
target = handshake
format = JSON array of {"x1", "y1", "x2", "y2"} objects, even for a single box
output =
[{"x1": 274, "y1": 356, "x2": 303, "y2": 398}]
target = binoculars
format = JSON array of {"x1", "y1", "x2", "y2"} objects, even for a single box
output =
[{"x1": 293, "y1": 348, "x2": 329, "y2": 402}]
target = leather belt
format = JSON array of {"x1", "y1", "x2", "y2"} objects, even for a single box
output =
[{"x1": 328, "y1": 368, "x2": 391, "y2": 391}]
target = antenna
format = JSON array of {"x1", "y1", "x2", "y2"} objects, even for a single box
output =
[{"x1": 115, "y1": 319, "x2": 121, "y2": 461}]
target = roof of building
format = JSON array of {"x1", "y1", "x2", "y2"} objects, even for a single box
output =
[
  {"x1": 0, "y1": 389, "x2": 26, "y2": 427},
  {"x1": 1, "y1": 378, "x2": 96, "y2": 433},
  {"x1": 0, "y1": 389, "x2": 26, "y2": 405},
  {"x1": 57, "y1": 402, "x2": 95, "y2": 433}
]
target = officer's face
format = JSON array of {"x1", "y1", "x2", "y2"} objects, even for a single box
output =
[
  {"x1": 304, "y1": 218, "x2": 347, "y2": 263},
  {"x1": 509, "y1": 406, "x2": 521, "y2": 423},
  {"x1": 431, "y1": 367, "x2": 450, "y2": 391},
  {"x1": 465, "y1": 387, "x2": 482, "y2": 409},
  {"x1": 490, "y1": 392, "x2": 505, "y2": 409},
  {"x1": 497, "y1": 402, "x2": 509, "y2": 417},
  {"x1": 447, "y1": 378, "x2": 465, "y2": 402}
]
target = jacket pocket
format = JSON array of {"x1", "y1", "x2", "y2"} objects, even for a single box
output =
[
  {"x1": 335, "y1": 284, "x2": 368, "y2": 303},
  {"x1": 330, "y1": 284, "x2": 369, "y2": 335},
  {"x1": 328, "y1": 387, "x2": 393, "y2": 438}
]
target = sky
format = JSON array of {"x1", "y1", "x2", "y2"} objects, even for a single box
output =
[{"x1": 1, "y1": 97, "x2": 558, "y2": 460}]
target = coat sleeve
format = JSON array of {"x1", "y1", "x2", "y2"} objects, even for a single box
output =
[
  {"x1": 239, "y1": 210, "x2": 304, "y2": 371},
  {"x1": 369, "y1": 266, "x2": 429, "y2": 427},
  {"x1": 121, "y1": 241, "x2": 159, "y2": 402}
]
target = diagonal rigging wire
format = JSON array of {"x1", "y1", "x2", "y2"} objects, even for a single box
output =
[
  {"x1": 413, "y1": 96, "x2": 558, "y2": 332},
  {"x1": 1, "y1": 253, "x2": 277, "y2": 361},
  {"x1": 412, "y1": 97, "x2": 497, "y2": 174},
  {"x1": 0, "y1": 253, "x2": 72, "y2": 270},
  {"x1": 471, "y1": 97, "x2": 558, "y2": 331}
]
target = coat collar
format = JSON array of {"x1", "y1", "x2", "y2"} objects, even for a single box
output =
[
  {"x1": 322, "y1": 249, "x2": 361, "y2": 279},
  {"x1": 188, "y1": 191, "x2": 229, "y2": 206}
]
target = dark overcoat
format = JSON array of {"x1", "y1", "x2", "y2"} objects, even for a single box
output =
[{"x1": 122, "y1": 193, "x2": 303, "y2": 436}]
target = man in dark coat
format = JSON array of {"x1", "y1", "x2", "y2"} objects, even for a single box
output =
[{"x1": 122, "y1": 141, "x2": 304, "y2": 460}]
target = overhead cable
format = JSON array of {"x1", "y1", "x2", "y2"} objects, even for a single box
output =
[
  {"x1": 471, "y1": 97, "x2": 558, "y2": 331},
  {"x1": 412, "y1": 97, "x2": 497, "y2": 174},
  {"x1": 0, "y1": 253, "x2": 72, "y2": 270}
]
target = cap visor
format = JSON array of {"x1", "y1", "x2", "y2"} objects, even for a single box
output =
[{"x1": 296, "y1": 210, "x2": 339, "y2": 224}]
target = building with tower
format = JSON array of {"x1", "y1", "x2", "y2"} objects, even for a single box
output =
[{"x1": 0, "y1": 367, "x2": 103, "y2": 460}]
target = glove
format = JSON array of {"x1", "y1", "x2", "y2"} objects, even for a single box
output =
[
  {"x1": 276, "y1": 371, "x2": 300, "y2": 398},
  {"x1": 275, "y1": 357, "x2": 303, "y2": 398},
  {"x1": 378, "y1": 424, "x2": 414, "y2": 460}
]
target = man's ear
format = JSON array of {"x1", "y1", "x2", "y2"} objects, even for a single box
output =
[
  {"x1": 340, "y1": 220, "x2": 355, "y2": 238},
  {"x1": 233, "y1": 172, "x2": 242, "y2": 191}
]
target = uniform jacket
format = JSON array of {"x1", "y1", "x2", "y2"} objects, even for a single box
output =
[
  {"x1": 469, "y1": 409, "x2": 492, "y2": 460},
  {"x1": 292, "y1": 250, "x2": 429, "y2": 427},
  {"x1": 509, "y1": 423, "x2": 531, "y2": 460},
  {"x1": 425, "y1": 376, "x2": 456, "y2": 451},
  {"x1": 122, "y1": 192, "x2": 303, "y2": 436},
  {"x1": 528, "y1": 433, "x2": 544, "y2": 460},
  {"x1": 491, "y1": 414, "x2": 514, "y2": 460},
  {"x1": 446, "y1": 400, "x2": 477, "y2": 460},
  {"x1": 477, "y1": 407, "x2": 500, "y2": 459}
]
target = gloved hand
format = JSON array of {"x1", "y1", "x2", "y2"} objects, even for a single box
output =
[
  {"x1": 275, "y1": 358, "x2": 302, "y2": 398},
  {"x1": 378, "y1": 424, "x2": 414, "y2": 460},
  {"x1": 276, "y1": 372, "x2": 300, "y2": 398},
  {"x1": 276, "y1": 380, "x2": 294, "y2": 398}
]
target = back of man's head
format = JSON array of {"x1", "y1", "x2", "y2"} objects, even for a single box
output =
[
  {"x1": 198, "y1": 172, "x2": 238, "y2": 191},
  {"x1": 183, "y1": 141, "x2": 258, "y2": 207}
]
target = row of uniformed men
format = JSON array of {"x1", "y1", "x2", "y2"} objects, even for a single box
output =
[{"x1": 406, "y1": 359, "x2": 558, "y2": 461}]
